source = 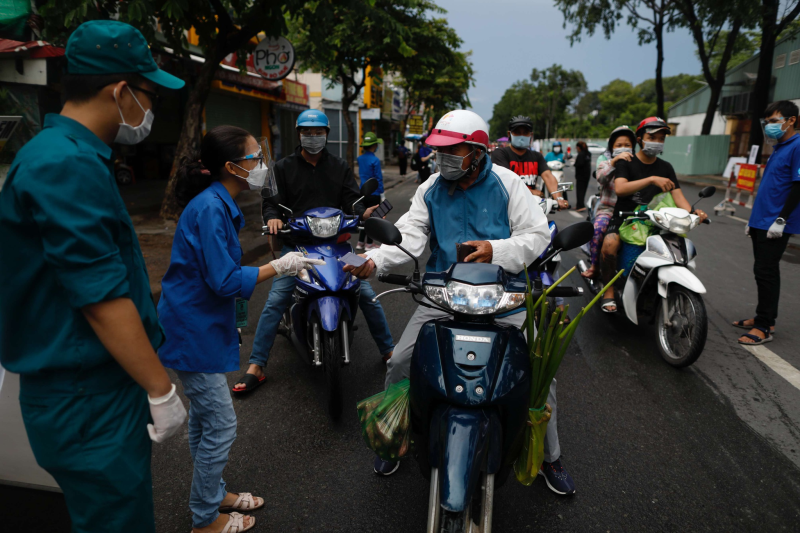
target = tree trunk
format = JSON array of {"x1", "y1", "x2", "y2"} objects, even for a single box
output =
[
  {"x1": 655, "y1": 18, "x2": 666, "y2": 119},
  {"x1": 340, "y1": 75, "x2": 360, "y2": 171},
  {"x1": 160, "y1": 46, "x2": 221, "y2": 220},
  {"x1": 701, "y1": 81, "x2": 724, "y2": 135},
  {"x1": 748, "y1": 0, "x2": 780, "y2": 163}
]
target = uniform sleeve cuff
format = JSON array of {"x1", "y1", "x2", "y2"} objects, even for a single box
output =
[
  {"x1": 364, "y1": 249, "x2": 384, "y2": 273},
  {"x1": 58, "y1": 256, "x2": 131, "y2": 308},
  {"x1": 240, "y1": 266, "x2": 259, "y2": 300}
]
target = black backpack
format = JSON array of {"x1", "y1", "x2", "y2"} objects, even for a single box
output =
[{"x1": 410, "y1": 153, "x2": 421, "y2": 171}]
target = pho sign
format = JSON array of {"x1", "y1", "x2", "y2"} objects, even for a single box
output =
[{"x1": 253, "y1": 36, "x2": 295, "y2": 81}]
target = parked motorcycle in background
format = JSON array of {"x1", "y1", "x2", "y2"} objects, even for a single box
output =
[{"x1": 546, "y1": 160, "x2": 564, "y2": 183}]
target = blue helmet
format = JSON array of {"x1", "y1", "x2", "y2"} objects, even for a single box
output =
[
  {"x1": 553, "y1": 141, "x2": 562, "y2": 147},
  {"x1": 296, "y1": 109, "x2": 330, "y2": 130}
]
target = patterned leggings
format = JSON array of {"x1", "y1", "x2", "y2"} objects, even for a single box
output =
[{"x1": 591, "y1": 211, "x2": 612, "y2": 269}]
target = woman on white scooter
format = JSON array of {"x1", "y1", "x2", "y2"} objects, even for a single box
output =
[
  {"x1": 581, "y1": 126, "x2": 636, "y2": 282},
  {"x1": 599, "y1": 118, "x2": 708, "y2": 313}
]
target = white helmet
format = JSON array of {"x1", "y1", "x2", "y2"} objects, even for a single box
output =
[{"x1": 426, "y1": 110, "x2": 490, "y2": 151}]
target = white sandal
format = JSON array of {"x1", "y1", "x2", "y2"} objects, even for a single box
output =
[
  {"x1": 220, "y1": 512, "x2": 255, "y2": 533},
  {"x1": 219, "y1": 492, "x2": 264, "y2": 512}
]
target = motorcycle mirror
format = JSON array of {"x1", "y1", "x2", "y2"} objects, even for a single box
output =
[
  {"x1": 552, "y1": 221, "x2": 593, "y2": 251},
  {"x1": 360, "y1": 178, "x2": 379, "y2": 197},
  {"x1": 364, "y1": 217, "x2": 402, "y2": 245},
  {"x1": 698, "y1": 186, "x2": 716, "y2": 198},
  {"x1": 278, "y1": 204, "x2": 293, "y2": 217}
]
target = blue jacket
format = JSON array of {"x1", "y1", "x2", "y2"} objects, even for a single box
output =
[
  {"x1": 366, "y1": 156, "x2": 550, "y2": 279},
  {"x1": 357, "y1": 150, "x2": 384, "y2": 194},
  {"x1": 545, "y1": 151, "x2": 564, "y2": 163},
  {"x1": 158, "y1": 181, "x2": 259, "y2": 373}
]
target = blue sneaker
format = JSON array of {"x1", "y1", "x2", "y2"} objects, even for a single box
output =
[
  {"x1": 538, "y1": 458, "x2": 576, "y2": 495},
  {"x1": 373, "y1": 455, "x2": 399, "y2": 476}
]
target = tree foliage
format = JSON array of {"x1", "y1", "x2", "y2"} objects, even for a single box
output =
[
  {"x1": 37, "y1": 0, "x2": 296, "y2": 219},
  {"x1": 289, "y1": 0, "x2": 468, "y2": 168}
]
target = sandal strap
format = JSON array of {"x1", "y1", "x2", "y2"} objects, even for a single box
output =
[
  {"x1": 221, "y1": 513, "x2": 245, "y2": 533},
  {"x1": 232, "y1": 492, "x2": 255, "y2": 510},
  {"x1": 752, "y1": 325, "x2": 771, "y2": 336}
]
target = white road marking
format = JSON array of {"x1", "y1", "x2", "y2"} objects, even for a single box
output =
[
  {"x1": 742, "y1": 344, "x2": 800, "y2": 392},
  {"x1": 726, "y1": 215, "x2": 750, "y2": 224},
  {"x1": 568, "y1": 211, "x2": 583, "y2": 219}
]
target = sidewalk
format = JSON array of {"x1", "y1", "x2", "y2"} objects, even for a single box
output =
[
  {"x1": 128, "y1": 161, "x2": 410, "y2": 301},
  {"x1": 676, "y1": 173, "x2": 730, "y2": 188}
]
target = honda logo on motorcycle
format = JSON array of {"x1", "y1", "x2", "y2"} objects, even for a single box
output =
[{"x1": 455, "y1": 335, "x2": 491, "y2": 343}]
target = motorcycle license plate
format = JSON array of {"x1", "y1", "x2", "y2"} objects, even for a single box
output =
[{"x1": 236, "y1": 298, "x2": 248, "y2": 328}]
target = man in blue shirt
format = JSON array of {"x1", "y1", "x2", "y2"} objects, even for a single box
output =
[
  {"x1": 0, "y1": 21, "x2": 186, "y2": 533},
  {"x1": 356, "y1": 131, "x2": 384, "y2": 251},
  {"x1": 737, "y1": 101, "x2": 800, "y2": 345}
]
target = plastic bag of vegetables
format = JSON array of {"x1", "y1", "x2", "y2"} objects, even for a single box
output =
[{"x1": 357, "y1": 379, "x2": 412, "y2": 461}]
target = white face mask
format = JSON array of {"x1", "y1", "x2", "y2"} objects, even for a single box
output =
[
  {"x1": 612, "y1": 147, "x2": 633, "y2": 157},
  {"x1": 231, "y1": 161, "x2": 269, "y2": 190},
  {"x1": 553, "y1": 147, "x2": 561, "y2": 153},
  {"x1": 642, "y1": 141, "x2": 664, "y2": 157},
  {"x1": 113, "y1": 86, "x2": 153, "y2": 145}
]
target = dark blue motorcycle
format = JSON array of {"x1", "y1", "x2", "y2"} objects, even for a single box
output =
[
  {"x1": 267, "y1": 179, "x2": 378, "y2": 419},
  {"x1": 363, "y1": 218, "x2": 591, "y2": 532}
]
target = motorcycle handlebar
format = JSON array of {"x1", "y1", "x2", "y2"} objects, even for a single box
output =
[
  {"x1": 546, "y1": 286, "x2": 584, "y2": 297},
  {"x1": 378, "y1": 273, "x2": 412, "y2": 285}
]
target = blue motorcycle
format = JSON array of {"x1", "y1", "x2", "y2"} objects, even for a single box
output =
[
  {"x1": 363, "y1": 218, "x2": 591, "y2": 532},
  {"x1": 267, "y1": 179, "x2": 379, "y2": 419}
]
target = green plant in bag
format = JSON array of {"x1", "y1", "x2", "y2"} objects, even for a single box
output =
[{"x1": 357, "y1": 379, "x2": 412, "y2": 461}]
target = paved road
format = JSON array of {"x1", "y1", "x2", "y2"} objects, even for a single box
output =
[{"x1": 6, "y1": 166, "x2": 800, "y2": 532}]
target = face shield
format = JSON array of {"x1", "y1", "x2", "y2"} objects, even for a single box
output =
[{"x1": 257, "y1": 136, "x2": 278, "y2": 198}]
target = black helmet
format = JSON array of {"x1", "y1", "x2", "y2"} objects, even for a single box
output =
[
  {"x1": 508, "y1": 115, "x2": 533, "y2": 132},
  {"x1": 607, "y1": 125, "x2": 636, "y2": 153}
]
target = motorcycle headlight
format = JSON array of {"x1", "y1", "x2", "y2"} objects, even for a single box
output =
[
  {"x1": 425, "y1": 282, "x2": 525, "y2": 315},
  {"x1": 306, "y1": 215, "x2": 341, "y2": 238},
  {"x1": 646, "y1": 236, "x2": 672, "y2": 261},
  {"x1": 297, "y1": 269, "x2": 311, "y2": 283},
  {"x1": 651, "y1": 211, "x2": 668, "y2": 229},
  {"x1": 667, "y1": 215, "x2": 692, "y2": 234}
]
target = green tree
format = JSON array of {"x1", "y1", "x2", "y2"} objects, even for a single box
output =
[
  {"x1": 289, "y1": 0, "x2": 464, "y2": 169},
  {"x1": 531, "y1": 65, "x2": 588, "y2": 138},
  {"x1": 37, "y1": 0, "x2": 298, "y2": 219},
  {"x1": 554, "y1": 0, "x2": 679, "y2": 118},
  {"x1": 674, "y1": 0, "x2": 755, "y2": 134}
]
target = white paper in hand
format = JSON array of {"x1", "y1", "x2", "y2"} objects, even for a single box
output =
[{"x1": 340, "y1": 252, "x2": 367, "y2": 267}]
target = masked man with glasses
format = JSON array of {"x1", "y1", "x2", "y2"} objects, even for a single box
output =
[
  {"x1": 234, "y1": 110, "x2": 395, "y2": 394},
  {"x1": 345, "y1": 110, "x2": 577, "y2": 495},
  {"x1": 0, "y1": 21, "x2": 186, "y2": 533}
]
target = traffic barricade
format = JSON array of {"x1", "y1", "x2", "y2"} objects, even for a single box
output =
[{"x1": 714, "y1": 162, "x2": 764, "y2": 216}]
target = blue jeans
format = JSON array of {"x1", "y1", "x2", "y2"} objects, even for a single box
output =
[
  {"x1": 249, "y1": 247, "x2": 394, "y2": 368},
  {"x1": 174, "y1": 371, "x2": 237, "y2": 529}
]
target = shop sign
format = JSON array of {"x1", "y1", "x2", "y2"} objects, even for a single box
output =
[
  {"x1": 408, "y1": 115, "x2": 423, "y2": 134},
  {"x1": 253, "y1": 36, "x2": 295, "y2": 81},
  {"x1": 362, "y1": 108, "x2": 380, "y2": 120},
  {"x1": 215, "y1": 68, "x2": 280, "y2": 92},
  {"x1": 283, "y1": 78, "x2": 309, "y2": 107}
]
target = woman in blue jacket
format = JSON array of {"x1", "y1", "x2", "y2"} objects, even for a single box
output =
[{"x1": 158, "y1": 126, "x2": 323, "y2": 533}]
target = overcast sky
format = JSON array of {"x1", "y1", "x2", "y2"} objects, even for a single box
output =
[{"x1": 435, "y1": 0, "x2": 703, "y2": 123}]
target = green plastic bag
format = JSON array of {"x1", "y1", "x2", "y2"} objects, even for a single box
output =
[
  {"x1": 357, "y1": 379, "x2": 411, "y2": 461},
  {"x1": 513, "y1": 404, "x2": 552, "y2": 486},
  {"x1": 650, "y1": 191, "x2": 677, "y2": 211},
  {"x1": 619, "y1": 208, "x2": 653, "y2": 246}
]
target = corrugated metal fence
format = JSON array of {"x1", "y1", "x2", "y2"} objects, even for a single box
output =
[{"x1": 661, "y1": 135, "x2": 730, "y2": 175}]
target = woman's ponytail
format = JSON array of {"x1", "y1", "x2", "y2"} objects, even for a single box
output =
[{"x1": 174, "y1": 151, "x2": 214, "y2": 208}]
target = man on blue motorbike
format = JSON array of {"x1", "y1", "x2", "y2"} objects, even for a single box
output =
[
  {"x1": 545, "y1": 141, "x2": 565, "y2": 163},
  {"x1": 233, "y1": 110, "x2": 394, "y2": 394},
  {"x1": 347, "y1": 110, "x2": 577, "y2": 495}
]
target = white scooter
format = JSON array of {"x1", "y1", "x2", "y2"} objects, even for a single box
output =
[
  {"x1": 546, "y1": 160, "x2": 565, "y2": 183},
  {"x1": 581, "y1": 186, "x2": 715, "y2": 368}
]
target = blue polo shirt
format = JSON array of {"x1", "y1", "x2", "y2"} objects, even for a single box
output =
[
  {"x1": 157, "y1": 181, "x2": 258, "y2": 373},
  {"x1": 750, "y1": 133, "x2": 800, "y2": 234},
  {"x1": 357, "y1": 150, "x2": 384, "y2": 194},
  {"x1": 0, "y1": 114, "x2": 163, "y2": 396}
]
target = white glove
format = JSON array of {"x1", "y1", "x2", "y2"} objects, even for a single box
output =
[
  {"x1": 270, "y1": 251, "x2": 326, "y2": 277},
  {"x1": 147, "y1": 384, "x2": 187, "y2": 443},
  {"x1": 745, "y1": 225, "x2": 750, "y2": 236},
  {"x1": 767, "y1": 218, "x2": 786, "y2": 239}
]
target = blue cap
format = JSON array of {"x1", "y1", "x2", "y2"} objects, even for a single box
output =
[
  {"x1": 66, "y1": 20, "x2": 184, "y2": 90},
  {"x1": 553, "y1": 141, "x2": 562, "y2": 146},
  {"x1": 296, "y1": 109, "x2": 330, "y2": 129}
]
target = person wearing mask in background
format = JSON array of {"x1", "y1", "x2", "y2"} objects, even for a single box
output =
[
  {"x1": 734, "y1": 100, "x2": 800, "y2": 345},
  {"x1": 158, "y1": 126, "x2": 324, "y2": 533},
  {"x1": 412, "y1": 136, "x2": 436, "y2": 183},
  {"x1": 545, "y1": 140, "x2": 565, "y2": 163},
  {"x1": 356, "y1": 132, "x2": 385, "y2": 251},
  {"x1": 573, "y1": 141, "x2": 592, "y2": 211},
  {"x1": 491, "y1": 115, "x2": 569, "y2": 208},
  {"x1": 581, "y1": 126, "x2": 636, "y2": 281},
  {"x1": 346, "y1": 110, "x2": 577, "y2": 496},
  {"x1": 234, "y1": 110, "x2": 394, "y2": 394},
  {"x1": 0, "y1": 21, "x2": 186, "y2": 533},
  {"x1": 396, "y1": 142, "x2": 410, "y2": 177},
  {"x1": 600, "y1": 117, "x2": 707, "y2": 313}
]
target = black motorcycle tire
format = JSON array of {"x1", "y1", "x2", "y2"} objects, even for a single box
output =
[
  {"x1": 323, "y1": 330, "x2": 344, "y2": 419},
  {"x1": 655, "y1": 286, "x2": 707, "y2": 368},
  {"x1": 440, "y1": 510, "x2": 467, "y2": 533}
]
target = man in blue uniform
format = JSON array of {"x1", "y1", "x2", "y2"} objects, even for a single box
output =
[
  {"x1": 0, "y1": 21, "x2": 187, "y2": 533},
  {"x1": 737, "y1": 101, "x2": 800, "y2": 345}
]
